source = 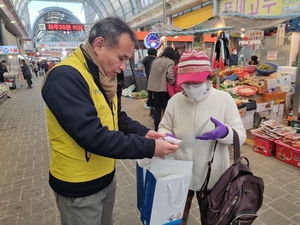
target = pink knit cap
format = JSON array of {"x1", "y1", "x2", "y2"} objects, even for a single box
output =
[{"x1": 177, "y1": 50, "x2": 212, "y2": 85}]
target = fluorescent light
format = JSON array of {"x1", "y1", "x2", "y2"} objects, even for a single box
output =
[
  {"x1": 0, "y1": 4, "x2": 5, "y2": 7},
  {"x1": 174, "y1": 36, "x2": 178, "y2": 38},
  {"x1": 10, "y1": 21, "x2": 16, "y2": 23}
]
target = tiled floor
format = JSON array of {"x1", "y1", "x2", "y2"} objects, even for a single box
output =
[{"x1": 0, "y1": 76, "x2": 299, "y2": 225}]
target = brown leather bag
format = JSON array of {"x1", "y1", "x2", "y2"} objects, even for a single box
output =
[{"x1": 199, "y1": 129, "x2": 264, "y2": 225}]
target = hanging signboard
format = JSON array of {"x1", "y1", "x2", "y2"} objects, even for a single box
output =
[
  {"x1": 36, "y1": 42, "x2": 84, "y2": 50},
  {"x1": 144, "y1": 32, "x2": 161, "y2": 49},
  {"x1": 238, "y1": 40, "x2": 261, "y2": 45},
  {"x1": 45, "y1": 23, "x2": 84, "y2": 31},
  {"x1": 276, "y1": 24, "x2": 285, "y2": 46},
  {"x1": 267, "y1": 51, "x2": 278, "y2": 60},
  {"x1": 0, "y1": 46, "x2": 19, "y2": 54},
  {"x1": 246, "y1": 30, "x2": 264, "y2": 41}
]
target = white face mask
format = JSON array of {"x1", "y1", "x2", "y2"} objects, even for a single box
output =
[
  {"x1": 182, "y1": 82, "x2": 210, "y2": 100},
  {"x1": 233, "y1": 51, "x2": 237, "y2": 55}
]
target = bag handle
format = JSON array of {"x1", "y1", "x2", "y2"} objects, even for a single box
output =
[
  {"x1": 233, "y1": 129, "x2": 240, "y2": 160},
  {"x1": 199, "y1": 128, "x2": 241, "y2": 198},
  {"x1": 167, "y1": 181, "x2": 186, "y2": 208}
]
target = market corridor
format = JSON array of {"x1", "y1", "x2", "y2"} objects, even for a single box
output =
[{"x1": 0, "y1": 77, "x2": 300, "y2": 225}]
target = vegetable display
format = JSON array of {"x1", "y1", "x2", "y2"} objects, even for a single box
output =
[{"x1": 257, "y1": 64, "x2": 275, "y2": 71}]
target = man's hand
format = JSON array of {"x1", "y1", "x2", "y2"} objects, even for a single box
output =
[
  {"x1": 154, "y1": 139, "x2": 179, "y2": 158},
  {"x1": 145, "y1": 130, "x2": 165, "y2": 139}
]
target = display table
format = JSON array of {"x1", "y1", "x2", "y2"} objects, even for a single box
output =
[
  {"x1": 3, "y1": 73, "x2": 17, "y2": 89},
  {"x1": 124, "y1": 70, "x2": 147, "y2": 91}
]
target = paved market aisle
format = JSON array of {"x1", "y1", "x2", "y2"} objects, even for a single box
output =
[{"x1": 0, "y1": 76, "x2": 300, "y2": 225}]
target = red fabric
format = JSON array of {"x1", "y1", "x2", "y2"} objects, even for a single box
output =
[
  {"x1": 48, "y1": 62, "x2": 56, "y2": 70},
  {"x1": 168, "y1": 64, "x2": 182, "y2": 97},
  {"x1": 212, "y1": 57, "x2": 225, "y2": 69}
]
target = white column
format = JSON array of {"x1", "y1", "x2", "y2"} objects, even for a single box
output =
[
  {"x1": 213, "y1": 0, "x2": 219, "y2": 16},
  {"x1": 0, "y1": 18, "x2": 8, "y2": 45}
]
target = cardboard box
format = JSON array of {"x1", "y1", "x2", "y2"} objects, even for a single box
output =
[
  {"x1": 241, "y1": 114, "x2": 254, "y2": 130},
  {"x1": 275, "y1": 140, "x2": 300, "y2": 168},
  {"x1": 277, "y1": 75, "x2": 291, "y2": 87},
  {"x1": 246, "y1": 110, "x2": 256, "y2": 116},
  {"x1": 250, "y1": 76, "x2": 268, "y2": 93},
  {"x1": 277, "y1": 66, "x2": 296, "y2": 83},
  {"x1": 251, "y1": 97, "x2": 273, "y2": 112},
  {"x1": 239, "y1": 107, "x2": 246, "y2": 117},
  {"x1": 262, "y1": 92, "x2": 286, "y2": 101},
  {"x1": 268, "y1": 104, "x2": 284, "y2": 123},
  {"x1": 253, "y1": 136, "x2": 276, "y2": 157}
]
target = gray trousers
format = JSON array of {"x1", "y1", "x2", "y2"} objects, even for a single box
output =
[{"x1": 54, "y1": 177, "x2": 116, "y2": 225}]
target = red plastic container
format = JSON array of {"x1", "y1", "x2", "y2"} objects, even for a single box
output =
[
  {"x1": 253, "y1": 136, "x2": 276, "y2": 157},
  {"x1": 275, "y1": 140, "x2": 300, "y2": 168}
]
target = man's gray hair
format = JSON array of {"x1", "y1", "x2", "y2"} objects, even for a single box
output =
[{"x1": 88, "y1": 17, "x2": 137, "y2": 49}]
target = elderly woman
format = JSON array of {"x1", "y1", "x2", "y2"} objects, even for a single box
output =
[{"x1": 158, "y1": 50, "x2": 246, "y2": 225}]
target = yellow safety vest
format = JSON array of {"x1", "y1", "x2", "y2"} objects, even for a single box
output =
[{"x1": 43, "y1": 47, "x2": 118, "y2": 183}]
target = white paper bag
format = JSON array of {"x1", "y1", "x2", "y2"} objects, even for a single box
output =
[
  {"x1": 136, "y1": 158, "x2": 151, "y2": 212},
  {"x1": 140, "y1": 158, "x2": 193, "y2": 225}
]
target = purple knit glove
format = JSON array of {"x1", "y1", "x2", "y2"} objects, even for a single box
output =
[{"x1": 196, "y1": 117, "x2": 228, "y2": 140}]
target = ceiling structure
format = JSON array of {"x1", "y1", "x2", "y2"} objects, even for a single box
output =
[
  {"x1": 0, "y1": 0, "x2": 31, "y2": 39},
  {"x1": 1, "y1": 0, "x2": 211, "y2": 43},
  {"x1": 32, "y1": 7, "x2": 86, "y2": 42}
]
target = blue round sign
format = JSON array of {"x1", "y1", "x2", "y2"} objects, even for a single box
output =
[
  {"x1": 144, "y1": 32, "x2": 161, "y2": 49},
  {"x1": 3, "y1": 47, "x2": 9, "y2": 54}
]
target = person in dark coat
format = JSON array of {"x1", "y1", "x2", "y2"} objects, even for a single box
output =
[
  {"x1": 142, "y1": 48, "x2": 157, "y2": 115},
  {"x1": 0, "y1": 60, "x2": 8, "y2": 82},
  {"x1": 41, "y1": 61, "x2": 49, "y2": 73},
  {"x1": 229, "y1": 48, "x2": 238, "y2": 66},
  {"x1": 142, "y1": 48, "x2": 157, "y2": 79},
  {"x1": 21, "y1": 59, "x2": 33, "y2": 88}
]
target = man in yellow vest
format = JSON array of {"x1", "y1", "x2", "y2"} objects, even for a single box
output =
[{"x1": 41, "y1": 17, "x2": 179, "y2": 225}]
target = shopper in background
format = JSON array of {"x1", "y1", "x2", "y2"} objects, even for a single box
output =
[
  {"x1": 20, "y1": 59, "x2": 33, "y2": 89},
  {"x1": 41, "y1": 17, "x2": 179, "y2": 225},
  {"x1": 142, "y1": 48, "x2": 157, "y2": 79},
  {"x1": 158, "y1": 50, "x2": 246, "y2": 225},
  {"x1": 142, "y1": 48, "x2": 157, "y2": 117},
  {"x1": 249, "y1": 55, "x2": 259, "y2": 65},
  {"x1": 174, "y1": 47, "x2": 181, "y2": 65},
  {"x1": 147, "y1": 47, "x2": 176, "y2": 131},
  {"x1": 33, "y1": 61, "x2": 39, "y2": 77},
  {"x1": 167, "y1": 48, "x2": 182, "y2": 97},
  {"x1": 41, "y1": 60, "x2": 49, "y2": 73},
  {"x1": 48, "y1": 60, "x2": 56, "y2": 70},
  {"x1": 0, "y1": 60, "x2": 8, "y2": 82},
  {"x1": 229, "y1": 47, "x2": 238, "y2": 66}
]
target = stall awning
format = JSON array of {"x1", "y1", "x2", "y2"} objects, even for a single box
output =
[{"x1": 135, "y1": 31, "x2": 193, "y2": 42}]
